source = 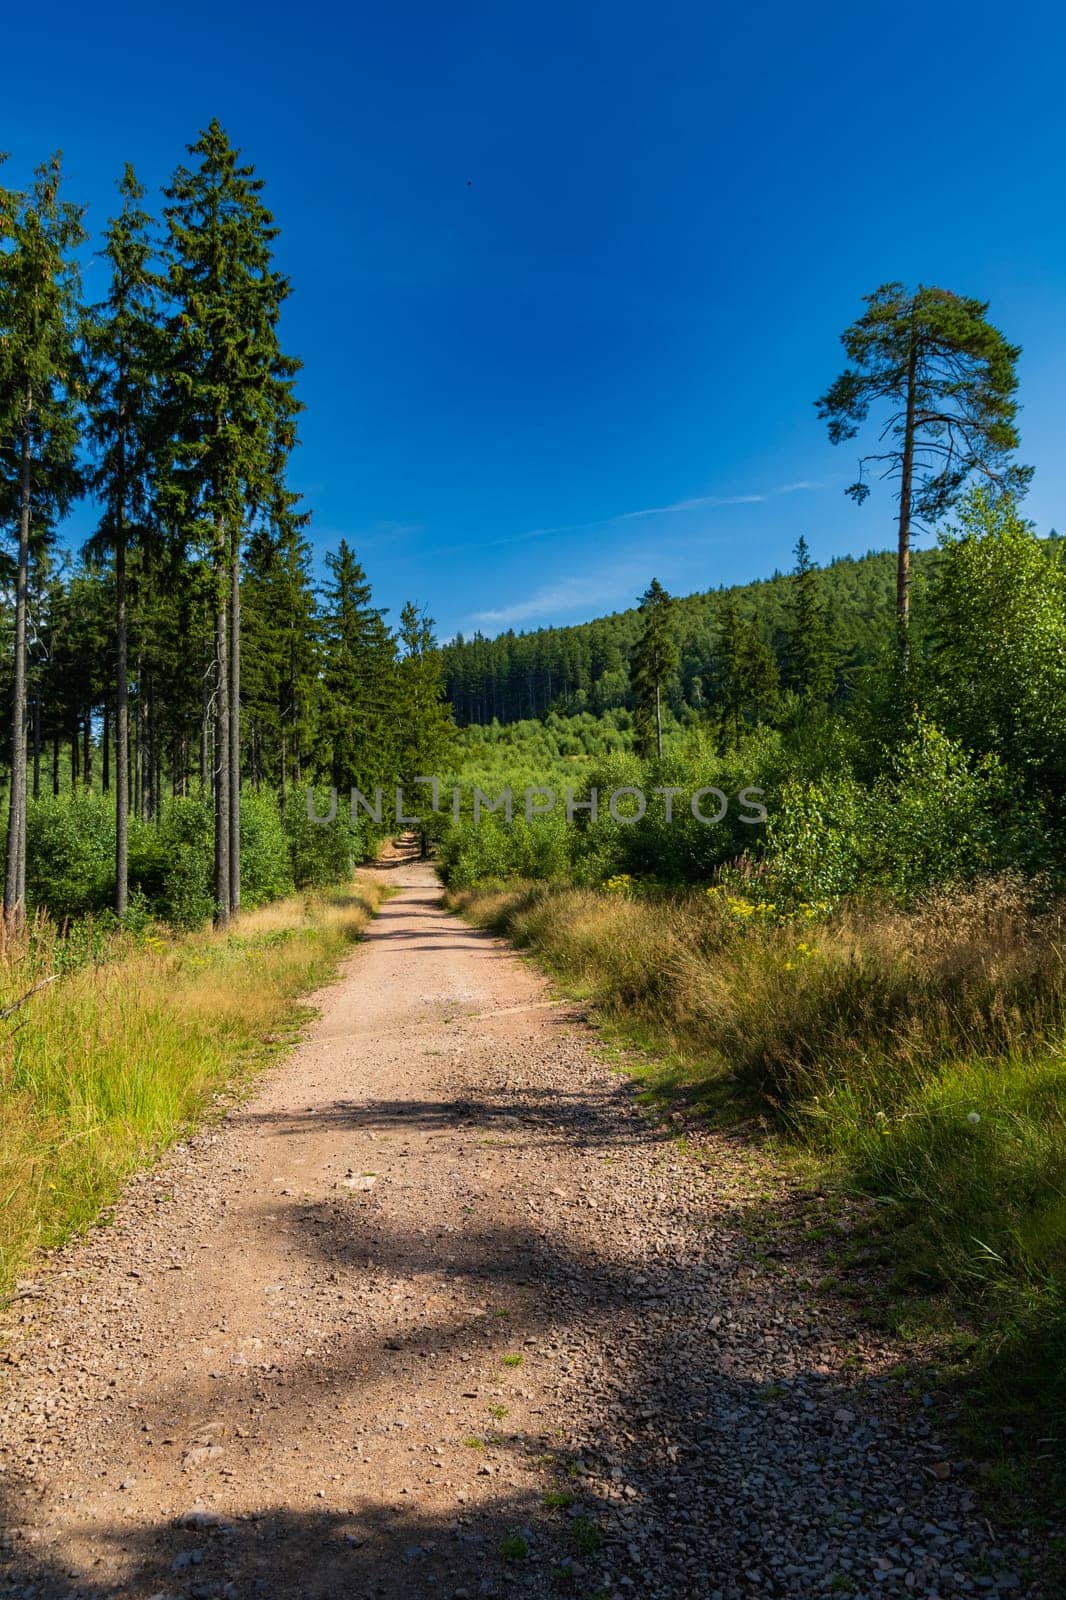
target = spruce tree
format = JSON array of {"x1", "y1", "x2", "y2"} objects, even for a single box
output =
[
  {"x1": 162, "y1": 121, "x2": 301, "y2": 923},
  {"x1": 319, "y1": 541, "x2": 397, "y2": 796},
  {"x1": 782, "y1": 537, "x2": 835, "y2": 703},
  {"x1": 395, "y1": 602, "x2": 455, "y2": 848},
  {"x1": 714, "y1": 595, "x2": 779, "y2": 742},
  {"x1": 630, "y1": 579, "x2": 679, "y2": 760},
  {"x1": 0, "y1": 156, "x2": 85, "y2": 926},
  {"x1": 242, "y1": 489, "x2": 317, "y2": 795},
  {"x1": 83, "y1": 165, "x2": 162, "y2": 915}
]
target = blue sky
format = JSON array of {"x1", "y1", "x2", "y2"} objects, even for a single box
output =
[{"x1": 7, "y1": 1, "x2": 1065, "y2": 640}]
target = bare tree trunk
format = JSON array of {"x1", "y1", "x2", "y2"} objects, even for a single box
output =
[
  {"x1": 115, "y1": 518, "x2": 129, "y2": 915},
  {"x1": 16, "y1": 725, "x2": 25, "y2": 913},
  {"x1": 51, "y1": 734, "x2": 59, "y2": 798},
  {"x1": 228, "y1": 547, "x2": 240, "y2": 914},
  {"x1": 896, "y1": 325, "x2": 919, "y2": 652},
  {"x1": 214, "y1": 568, "x2": 231, "y2": 927},
  {"x1": 102, "y1": 702, "x2": 110, "y2": 793},
  {"x1": 4, "y1": 408, "x2": 32, "y2": 929},
  {"x1": 83, "y1": 708, "x2": 92, "y2": 791}
]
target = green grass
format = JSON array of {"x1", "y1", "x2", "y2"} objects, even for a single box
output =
[
  {"x1": 0, "y1": 882, "x2": 382, "y2": 1298},
  {"x1": 568, "y1": 1514, "x2": 601, "y2": 1555},
  {"x1": 450, "y1": 874, "x2": 1066, "y2": 1513}
]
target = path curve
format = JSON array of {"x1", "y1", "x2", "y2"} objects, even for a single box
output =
[{"x1": 0, "y1": 846, "x2": 1038, "y2": 1598}]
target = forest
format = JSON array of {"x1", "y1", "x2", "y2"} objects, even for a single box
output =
[
  {"x1": 2, "y1": 123, "x2": 1066, "y2": 1538},
  {"x1": 0, "y1": 130, "x2": 452, "y2": 931}
]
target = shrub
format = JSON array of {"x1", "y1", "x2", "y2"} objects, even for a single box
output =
[
  {"x1": 26, "y1": 792, "x2": 115, "y2": 918},
  {"x1": 240, "y1": 789, "x2": 294, "y2": 907},
  {"x1": 156, "y1": 794, "x2": 215, "y2": 928},
  {"x1": 283, "y1": 787, "x2": 367, "y2": 888},
  {"x1": 765, "y1": 721, "x2": 1015, "y2": 903}
]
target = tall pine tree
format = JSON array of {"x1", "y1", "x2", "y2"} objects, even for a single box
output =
[
  {"x1": 782, "y1": 536, "x2": 835, "y2": 703},
  {"x1": 817, "y1": 283, "x2": 1030, "y2": 651},
  {"x1": 0, "y1": 156, "x2": 85, "y2": 925},
  {"x1": 84, "y1": 165, "x2": 162, "y2": 915},
  {"x1": 162, "y1": 121, "x2": 301, "y2": 923},
  {"x1": 319, "y1": 541, "x2": 396, "y2": 797},
  {"x1": 630, "y1": 579, "x2": 678, "y2": 760}
]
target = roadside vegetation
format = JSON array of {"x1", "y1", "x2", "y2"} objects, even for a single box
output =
[
  {"x1": 438, "y1": 485, "x2": 1066, "y2": 1510},
  {"x1": 450, "y1": 871, "x2": 1065, "y2": 1504},
  {"x1": 0, "y1": 878, "x2": 382, "y2": 1298}
]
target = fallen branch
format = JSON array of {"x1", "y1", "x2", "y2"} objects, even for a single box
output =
[{"x1": 0, "y1": 973, "x2": 59, "y2": 1021}]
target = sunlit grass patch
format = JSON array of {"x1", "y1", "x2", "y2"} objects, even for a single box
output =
[{"x1": 0, "y1": 881, "x2": 381, "y2": 1296}]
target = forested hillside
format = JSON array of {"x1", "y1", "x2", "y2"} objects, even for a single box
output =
[
  {"x1": 440, "y1": 544, "x2": 936, "y2": 725},
  {"x1": 441, "y1": 536, "x2": 1064, "y2": 731}
]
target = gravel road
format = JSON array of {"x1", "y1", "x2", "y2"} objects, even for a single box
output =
[{"x1": 0, "y1": 846, "x2": 1044, "y2": 1598}]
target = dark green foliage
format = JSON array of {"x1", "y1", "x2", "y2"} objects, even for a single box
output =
[
  {"x1": 781, "y1": 536, "x2": 836, "y2": 702},
  {"x1": 630, "y1": 579, "x2": 679, "y2": 758},
  {"x1": 818, "y1": 283, "x2": 1031, "y2": 518},
  {"x1": 242, "y1": 501, "x2": 317, "y2": 792},
  {"x1": 82, "y1": 163, "x2": 164, "y2": 917},
  {"x1": 318, "y1": 540, "x2": 397, "y2": 794},
  {"x1": 439, "y1": 546, "x2": 923, "y2": 730},
  {"x1": 162, "y1": 119, "x2": 302, "y2": 922}
]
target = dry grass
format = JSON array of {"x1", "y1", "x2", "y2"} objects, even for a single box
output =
[{"x1": 0, "y1": 882, "x2": 381, "y2": 1297}]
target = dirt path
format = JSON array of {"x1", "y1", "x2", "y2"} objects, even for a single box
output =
[{"x1": 0, "y1": 846, "x2": 1039, "y2": 1599}]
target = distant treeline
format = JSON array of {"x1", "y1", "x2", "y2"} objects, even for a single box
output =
[{"x1": 439, "y1": 544, "x2": 936, "y2": 725}]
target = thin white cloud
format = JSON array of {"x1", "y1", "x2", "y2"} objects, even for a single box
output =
[
  {"x1": 438, "y1": 479, "x2": 825, "y2": 556},
  {"x1": 470, "y1": 572, "x2": 636, "y2": 627}
]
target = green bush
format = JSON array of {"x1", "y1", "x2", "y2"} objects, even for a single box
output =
[
  {"x1": 26, "y1": 791, "x2": 115, "y2": 918},
  {"x1": 765, "y1": 721, "x2": 1015, "y2": 902},
  {"x1": 240, "y1": 789, "x2": 294, "y2": 906},
  {"x1": 155, "y1": 794, "x2": 215, "y2": 928},
  {"x1": 283, "y1": 787, "x2": 367, "y2": 888}
]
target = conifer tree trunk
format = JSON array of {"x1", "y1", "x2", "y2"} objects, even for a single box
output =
[
  {"x1": 654, "y1": 683, "x2": 663, "y2": 760},
  {"x1": 4, "y1": 406, "x2": 33, "y2": 929},
  {"x1": 115, "y1": 512, "x2": 128, "y2": 914},
  {"x1": 52, "y1": 735, "x2": 59, "y2": 798},
  {"x1": 83, "y1": 709, "x2": 92, "y2": 791},
  {"x1": 102, "y1": 703, "x2": 110, "y2": 793},
  {"x1": 228, "y1": 548, "x2": 240, "y2": 914},
  {"x1": 896, "y1": 327, "x2": 919, "y2": 648},
  {"x1": 214, "y1": 560, "x2": 231, "y2": 926},
  {"x1": 16, "y1": 733, "x2": 25, "y2": 913}
]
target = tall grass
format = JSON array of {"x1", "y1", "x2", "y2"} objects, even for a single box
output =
[
  {"x1": 0, "y1": 884, "x2": 381, "y2": 1296},
  {"x1": 451, "y1": 874, "x2": 1066, "y2": 1485}
]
